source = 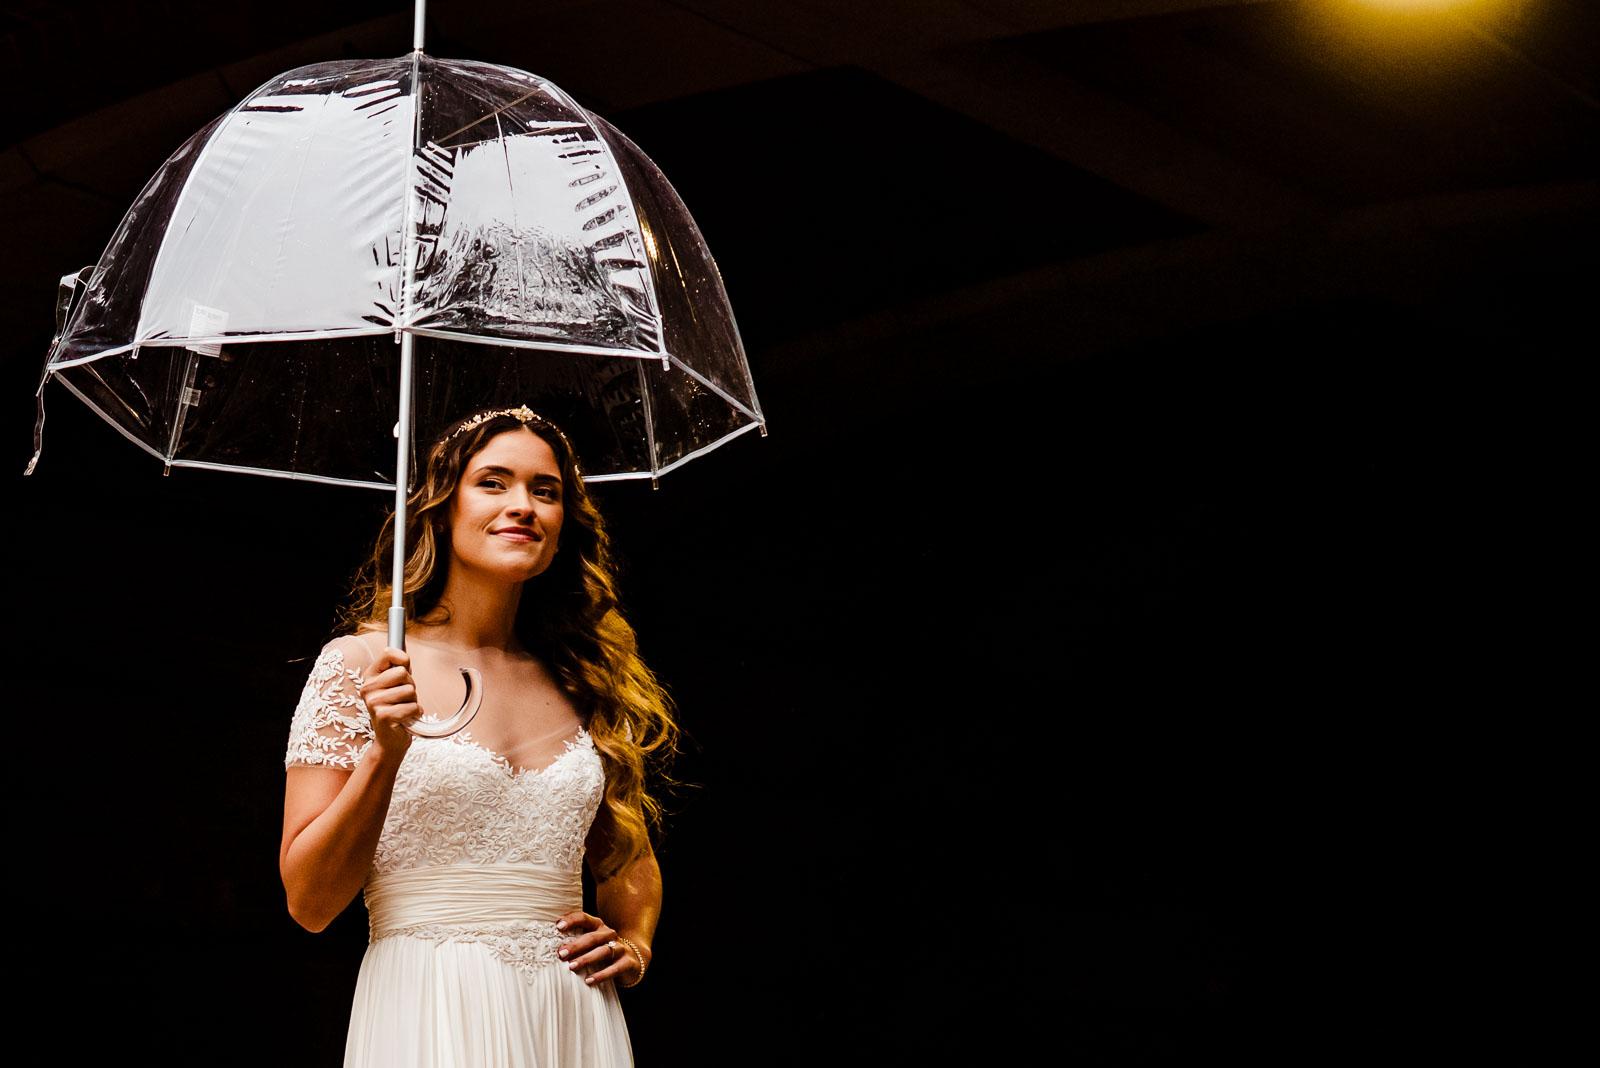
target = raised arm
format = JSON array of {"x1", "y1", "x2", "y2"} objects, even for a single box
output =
[{"x1": 280, "y1": 638, "x2": 420, "y2": 932}]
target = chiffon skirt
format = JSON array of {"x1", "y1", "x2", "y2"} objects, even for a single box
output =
[{"x1": 344, "y1": 864, "x2": 632, "y2": 1068}]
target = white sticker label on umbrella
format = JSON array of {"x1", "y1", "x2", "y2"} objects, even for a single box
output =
[{"x1": 187, "y1": 303, "x2": 229, "y2": 356}]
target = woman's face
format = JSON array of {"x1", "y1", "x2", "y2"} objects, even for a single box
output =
[{"x1": 447, "y1": 428, "x2": 566, "y2": 583}]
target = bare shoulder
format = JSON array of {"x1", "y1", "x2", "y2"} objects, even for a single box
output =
[{"x1": 321, "y1": 631, "x2": 383, "y2": 667}]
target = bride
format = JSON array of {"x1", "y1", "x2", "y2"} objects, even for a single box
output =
[{"x1": 280, "y1": 405, "x2": 676, "y2": 1067}]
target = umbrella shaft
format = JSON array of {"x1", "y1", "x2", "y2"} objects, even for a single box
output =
[{"x1": 389, "y1": 329, "x2": 416, "y2": 651}]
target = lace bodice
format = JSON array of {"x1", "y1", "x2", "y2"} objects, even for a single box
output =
[{"x1": 285, "y1": 638, "x2": 605, "y2": 876}]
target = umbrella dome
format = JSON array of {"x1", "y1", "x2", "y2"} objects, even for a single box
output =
[{"x1": 35, "y1": 53, "x2": 763, "y2": 487}]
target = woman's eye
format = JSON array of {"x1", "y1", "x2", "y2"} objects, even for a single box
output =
[{"x1": 478, "y1": 479, "x2": 503, "y2": 489}]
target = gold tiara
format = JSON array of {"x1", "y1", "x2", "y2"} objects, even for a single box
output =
[
  {"x1": 447, "y1": 406, "x2": 582, "y2": 474},
  {"x1": 449, "y1": 404, "x2": 546, "y2": 439}
]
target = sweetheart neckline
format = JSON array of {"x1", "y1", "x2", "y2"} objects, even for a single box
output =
[{"x1": 423, "y1": 725, "x2": 594, "y2": 780}]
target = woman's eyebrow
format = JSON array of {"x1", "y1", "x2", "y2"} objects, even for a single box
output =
[{"x1": 469, "y1": 463, "x2": 560, "y2": 483}]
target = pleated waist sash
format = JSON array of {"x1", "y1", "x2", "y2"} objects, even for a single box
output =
[{"x1": 365, "y1": 863, "x2": 582, "y2": 939}]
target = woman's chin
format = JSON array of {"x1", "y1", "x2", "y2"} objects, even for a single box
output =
[{"x1": 451, "y1": 553, "x2": 555, "y2": 585}]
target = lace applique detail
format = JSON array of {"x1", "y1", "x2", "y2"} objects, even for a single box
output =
[
  {"x1": 373, "y1": 728, "x2": 603, "y2": 875},
  {"x1": 382, "y1": 921, "x2": 568, "y2": 981},
  {"x1": 285, "y1": 642, "x2": 374, "y2": 769},
  {"x1": 283, "y1": 634, "x2": 601, "y2": 872},
  {"x1": 448, "y1": 727, "x2": 588, "y2": 777}
]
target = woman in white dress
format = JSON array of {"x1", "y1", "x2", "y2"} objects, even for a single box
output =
[{"x1": 280, "y1": 405, "x2": 677, "y2": 1068}]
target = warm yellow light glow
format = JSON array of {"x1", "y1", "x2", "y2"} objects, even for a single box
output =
[
  {"x1": 1342, "y1": 0, "x2": 1498, "y2": 12},
  {"x1": 1319, "y1": 0, "x2": 1529, "y2": 52},
  {"x1": 1348, "y1": 0, "x2": 1476, "y2": 9},
  {"x1": 1298, "y1": 0, "x2": 1529, "y2": 101}
]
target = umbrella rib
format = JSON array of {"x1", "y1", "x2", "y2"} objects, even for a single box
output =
[
  {"x1": 163, "y1": 349, "x2": 201, "y2": 465},
  {"x1": 432, "y1": 88, "x2": 543, "y2": 149},
  {"x1": 652, "y1": 420, "x2": 765, "y2": 480},
  {"x1": 56, "y1": 374, "x2": 176, "y2": 468},
  {"x1": 577, "y1": 421, "x2": 766, "y2": 484},
  {"x1": 636, "y1": 359, "x2": 661, "y2": 480},
  {"x1": 162, "y1": 458, "x2": 393, "y2": 490},
  {"x1": 662, "y1": 355, "x2": 764, "y2": 425},
  {"x1": 403, "y1": 328, "x2": 662, "y2": 359}
]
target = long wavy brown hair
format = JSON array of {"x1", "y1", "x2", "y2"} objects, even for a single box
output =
[{"x1": 340, "y1": 410, "x2": 677, "y2": 879}]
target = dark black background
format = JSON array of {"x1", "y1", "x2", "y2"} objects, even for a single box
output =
[{"x1": 7, "y1": 1, "x2": 1592, "y2": 1063}]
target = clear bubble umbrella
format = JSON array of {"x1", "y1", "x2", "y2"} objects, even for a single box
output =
[{"x1": 26, "y1": 9, "x2": 763, "y2": 735}]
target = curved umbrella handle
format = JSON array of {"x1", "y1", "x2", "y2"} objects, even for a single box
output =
[{"x1": 405, "y1": 666, "x2": 484, "y2": 738}]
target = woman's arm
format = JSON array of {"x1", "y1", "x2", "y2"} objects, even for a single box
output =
[
  {"x1": 280, "y1": 644, "x2": 419, "y2": 932},
  {"x1": 280, "y1": 749, "x2": 406, "y2": 931},
  {"x1": 556, "y1": 821, "x2": 662, "y2": 985},
  {"x1": 596, "y1": 850, "x2": 662, "y2": 977}
]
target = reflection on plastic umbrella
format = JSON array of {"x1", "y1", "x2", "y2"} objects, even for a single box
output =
[{"x1": 26, "y1": 11, "x2": 764, "y2": 736}]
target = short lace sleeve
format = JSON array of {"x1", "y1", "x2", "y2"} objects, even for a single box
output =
[{"x1": 284, "y1": 635, "x2": 377, "y2": 770}]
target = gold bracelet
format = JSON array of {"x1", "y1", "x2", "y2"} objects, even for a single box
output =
[{"x1": 614, "y1": 935, "x2": 646, "y2": 988}]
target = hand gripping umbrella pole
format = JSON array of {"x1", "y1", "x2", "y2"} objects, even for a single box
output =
[
  {"x1": 390, "y1": 330, "x2": 484, "y2": 739},
  {"x1": 392, "y1": 1, "x2": 482, "y2": 739}
]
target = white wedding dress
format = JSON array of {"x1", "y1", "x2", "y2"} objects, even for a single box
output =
[{"x1": 285, "y1": 635, "x2": 633, "y2": 1068}]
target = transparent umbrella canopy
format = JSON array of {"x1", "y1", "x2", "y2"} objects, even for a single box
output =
[
  {"x1": 28, "y1": 41, "x2": 763, "y2": 735},
  {"x1": 33, "y1": 52, "x2": 762, "y2": 487}
]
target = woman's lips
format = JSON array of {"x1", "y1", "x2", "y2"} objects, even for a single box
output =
[{"x1": 493, "y1": 528, "x2": 538, "y2": 542}]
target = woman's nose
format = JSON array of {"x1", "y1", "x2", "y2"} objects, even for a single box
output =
[{"x1": 505, "y1": 487, "x2": 535, "y2": 515}]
